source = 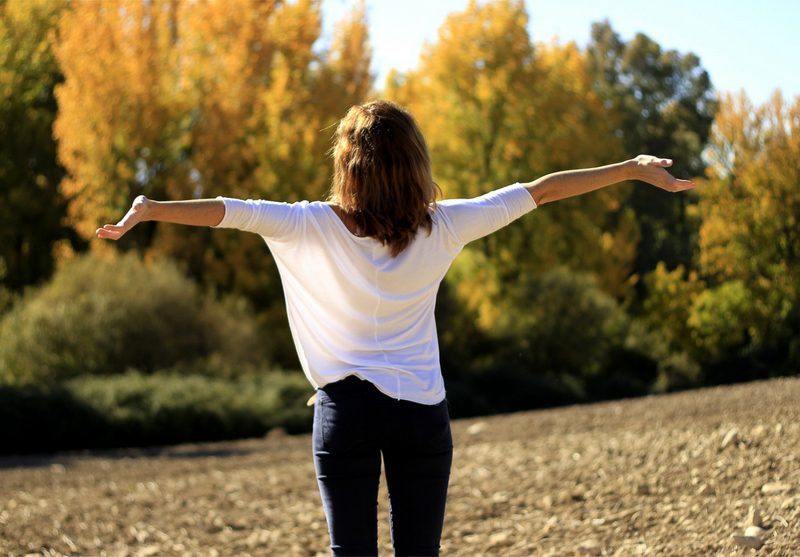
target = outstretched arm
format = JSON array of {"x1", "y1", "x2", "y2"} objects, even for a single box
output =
[
  {"x1": 524, "y1": 155, "x2": 695, "y2": 205},
  {"x1": 96, "y1": 195, "x2": 225, "y2": 241}
]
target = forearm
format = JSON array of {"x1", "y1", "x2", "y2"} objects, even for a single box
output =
[
  {"x1": 96, "y1": 196, "x2": 226, "y2": 241},
  {"x1": 524, "y1": 160, "x2": 634, "y2": 205},
  {"x1": 523, "y1": 155, "x2": 695, "y2": 206},
  {"x1": 145, "y1": 199, "x2": 225, "y2": 227}
]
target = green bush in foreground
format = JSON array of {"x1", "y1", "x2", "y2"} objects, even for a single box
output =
[
  {"x1": 0, "y1": 371, "x2": 314, "y2": 455},
  {"x1": 0, "y1": 253, "x2": 270, "y2": 385}
]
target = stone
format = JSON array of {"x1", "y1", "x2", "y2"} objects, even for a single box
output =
[
  {"x1": 744, "y1": 525, "x2": 769, "y2": 540},
  {"x1": 762, "y1": 482, "x2": 792, "y2": 494},
  {"x1": 721, "y1": 428, "x2": 739, "y2": 449},
  {"x1": 467, "y1": 422, "x2": 488, "y2": 435},
  {"x1": 747, "y1": 506, "x2": 764, "y2": 528},
  {"x1": 577, "y1": 539, "x2": 603, "y2": 556},
  {"x1": 488, "y1": 532, "x2": 513, "y2": 547},
  {"x1": 572, "y1": 484, "x2": 588, "y2": 501},
  {"x1": 635, "y1": 484, "x2": 650, "y2": 495},
  {"x1": 614, "y1": 543, "x2": 651, "y2": 556}
]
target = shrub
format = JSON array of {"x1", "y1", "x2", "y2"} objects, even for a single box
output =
[
  {"x1": 0, "y1": 370, "x2": 314, "y2": 455},
  {"x1": 492, "y1": 268, "x2": 632, "y2": 378},
  {"x1": 0, "y1": 253, "x2": 269, "y2": 385}
]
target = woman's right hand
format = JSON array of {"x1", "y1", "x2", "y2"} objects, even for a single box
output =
[{"x1": 96, "y1": 195, "x2": 151, "y2": 241}]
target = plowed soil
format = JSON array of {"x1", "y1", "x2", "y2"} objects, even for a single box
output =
[{"x1": 2, "y1": 377, "x2": 799, "y2": 557}]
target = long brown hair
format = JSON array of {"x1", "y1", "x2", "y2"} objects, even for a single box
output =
[{"x1": 328, "y1": 100, "x2": 441, "y2": 257}]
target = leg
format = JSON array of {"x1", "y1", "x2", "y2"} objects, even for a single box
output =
[
  {"x1": 313, "y1": 382, "x2": 382, "y2": 557},
  {"x1": 383, "y1": 400, "x2": 453, "y2": 557}
]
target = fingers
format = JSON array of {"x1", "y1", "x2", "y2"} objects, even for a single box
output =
[
  {"x1": 96, "y1": 197, "x2": 149, "y2": 241},
  {"x1": 95, "y1": 224, "x2": 125, "y2": 240},
  {"x1": 659, "y1": 177, "x2": 695, "y2": 193},
  {"x1": 633, "y1": 155, "x2": 696, "y2": 192}
]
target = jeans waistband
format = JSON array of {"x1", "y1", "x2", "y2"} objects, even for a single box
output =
[{"x1": 319, "y1": 374, "x2": 378, "y2": 397}]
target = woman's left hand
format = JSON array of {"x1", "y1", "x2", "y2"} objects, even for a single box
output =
[{"x1": 631, "y1": 155, "x2": 696, "y2": 192}]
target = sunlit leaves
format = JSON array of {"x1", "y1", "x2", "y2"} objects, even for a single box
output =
[
  {"x1": 54, "y1": 0, "x2": 372, "y2": 306},
  {"x1": 690, "y1": 91, "x2": 800, "y2": 355},
  {"x1": 387, "y1": 0, "x2": 635, "y2": 328}
]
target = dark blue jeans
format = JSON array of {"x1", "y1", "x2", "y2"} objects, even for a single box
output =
[{"x1": 313, "y1": 375, "x2": 453, "y2": 557}]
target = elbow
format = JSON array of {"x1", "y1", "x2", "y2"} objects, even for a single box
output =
[{"x1": 525, "y1": 185, "x2": 550, "y2": 206}]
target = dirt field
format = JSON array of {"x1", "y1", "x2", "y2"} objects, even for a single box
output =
[{"x1": 2, "y1": 377, "x2": 799, "y2": 557}]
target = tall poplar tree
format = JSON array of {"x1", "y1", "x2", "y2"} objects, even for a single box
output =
[
  {"x1": 54, "y1": 0, "x2": 372, "y2": 295},
  {"x1": 55, "y1": 0, "x2": 373, "y2": 365}
]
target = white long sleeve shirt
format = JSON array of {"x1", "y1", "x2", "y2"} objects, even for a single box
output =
[{"x1": 214, "y1": 183, "x2": 536, "y2": 404}]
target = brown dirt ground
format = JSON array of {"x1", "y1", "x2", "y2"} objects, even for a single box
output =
[{"x1": 1, "y1": 377, "x2": 799, "y2": 557}]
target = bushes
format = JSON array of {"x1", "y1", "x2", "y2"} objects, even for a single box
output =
[
  {"x1": 438, "y1": 267, "x2": 692, "y2": 412},
  {"x1": 0, "y1": 252, "x2": 316, "y2": 455},
  {"x1": 490, "y1": 268, "x2": 647, "y2": 378},
  {"x1": 0, "y1": 371, "x2": 314, "y2": 455},
  {"x1": 0, "y1": 253, "x2": 269, "y2": 385}
]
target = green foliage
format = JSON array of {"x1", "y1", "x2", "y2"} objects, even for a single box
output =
[
  {"x1": 642, "y1": 262, "x2": 705, "y2": 356},
  {"x1": 0, "y1": 284, "x2": 12, "y2": 317},
  {"x1": 687, "y1": 280, "x2": 754, "y2": 358},
  {"x1": 491, "y1": 268, "x2": 632, "y2": 378},
  {"x1": 389, "y1": 2, "x2": 637, "y2": 299},
  {"x1": 0, "y1": 0, "x2": 82, "y2": 291},
  {"x1": 0, "y1": 371, "x2": 313, "y2": 455},
  {"x1": 439, "y1": 267, "x2": 683, "y2": 407},
  {"x1": 695, "y1": 92, "x2": 800, "y2": 359},
  {"x1": 651, "y1": 351, "x2": 702, "y2": 393},
  {"x1": 0, "y1": 253, "x2": 269, "y2": 385},
  {"x1": 586, "y1": 20, "x2": 716, "y2": 282}
]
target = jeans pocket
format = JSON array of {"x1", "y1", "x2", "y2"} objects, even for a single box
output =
[
  {"x1": 409, "y1": 401, "x2": 453, "y2": 454},
  {"x1": 318, "y1": 392, "x2": 368, "y2": 454}
]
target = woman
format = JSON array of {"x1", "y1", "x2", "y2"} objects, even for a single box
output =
[{"x1": 97, "y1": 100, "x2": 694, "y2": 556}]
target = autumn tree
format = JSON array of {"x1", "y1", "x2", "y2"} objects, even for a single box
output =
[
  {"x1": 586, "y1": 20, "x2": 717, "y2": 282},
  {"x1": 689, "y1": 91, "x2": 800, "y2": 361},
  {"x1": 387, "y1": 0, "x2": 636, "y2": 323},
  {"x1": 0, "y1": 0, "x2": 79, "y2": 292},
  {"x1": 382, "y1": 0, "x2": 654, "y2": 388},
  {"x1": 54, "y1": 0, "x2": 373, "y2": 365}
]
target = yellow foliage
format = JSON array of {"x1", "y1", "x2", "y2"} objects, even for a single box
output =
[
  {"x1": 691, "y1": 90, "x2": 800, "y2": 353},
  {"x1": 643, "y1": 262, "x2": 705, "y2": 355},
  {"x1": 385, "y1": 0, "x2": 635, "y2": 315},
  {"x1": 53, "y1": 0, "x2": 372, "y2": 307}
]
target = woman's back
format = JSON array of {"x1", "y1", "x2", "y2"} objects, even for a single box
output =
[{"x1": 214, "y1": 184, "x2": 536, "y2": 402}]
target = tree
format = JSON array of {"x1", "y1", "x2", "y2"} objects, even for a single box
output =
[
  {"x1": 54, "y1": 0, "x2": 373, "y2": 366},
  {"x1": 0, "y1": 0, "x2": 79, "y2": 291},
  {"x1": 386, "y1": 0, "x2": 636, "y2": 321},
  {"x1": 689, "y1": 91, "x2": 800, "y2": 360},
  {"x1": 586, "y1": 20, "x2": 717, "y2": 282}
]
